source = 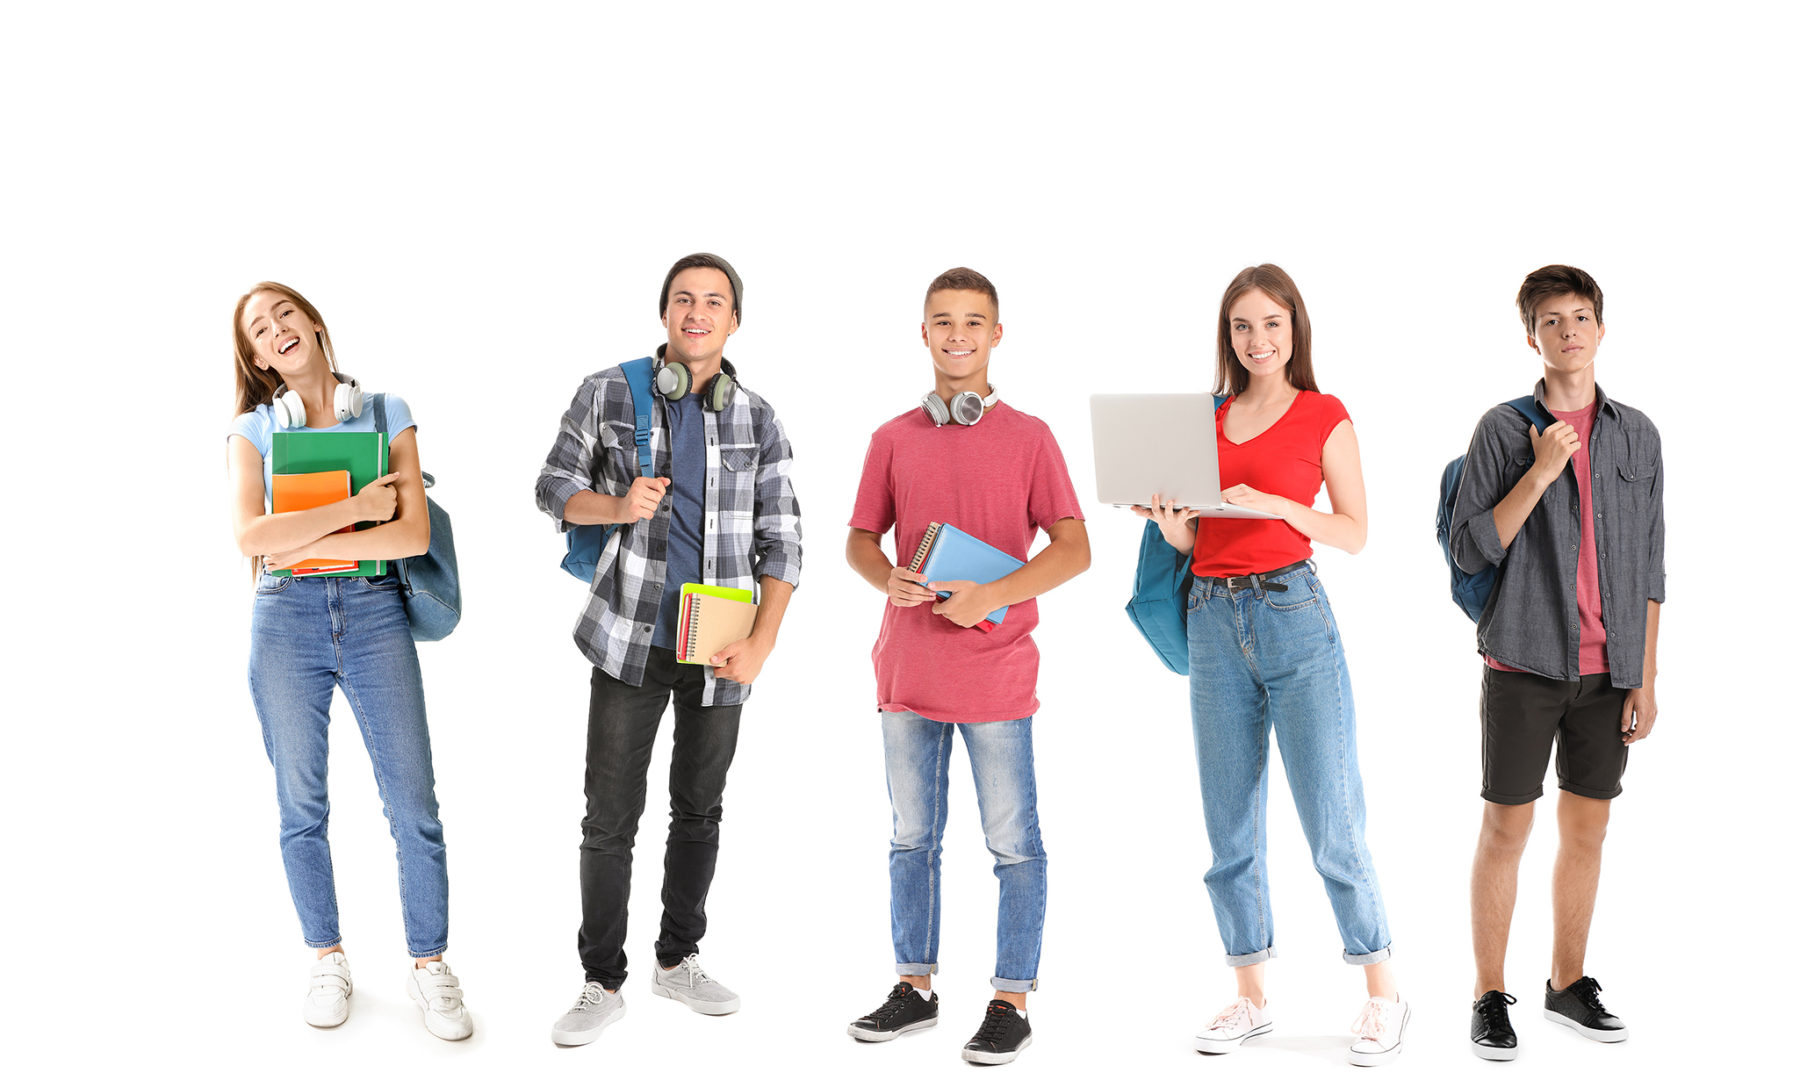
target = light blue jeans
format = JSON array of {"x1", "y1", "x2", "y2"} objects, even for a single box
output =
[
  {"x1": 1186, "y1": 564, "x2": 1391, "y2": 967},
  {"x1": 247, "y1": 573, "x2": 449, "y2": 957},
  {"x1": 881, "y1": 710, "x2": 1046, "y2": 992}
]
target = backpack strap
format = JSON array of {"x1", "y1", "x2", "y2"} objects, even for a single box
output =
[
  {"x1": 619, "y1": 356, "x2": 656, "y2": 479},
  {"x1": 1213, "y1": 393, "x2": 1229, "y2": 412},
  {"x1": 1505, "y1": 395, "x2": 1552, "y2": 434}
]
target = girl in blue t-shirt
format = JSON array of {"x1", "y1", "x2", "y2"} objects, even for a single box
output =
[{"x1": 225, "y1": 282, "x2": 470, "y2": 1040}]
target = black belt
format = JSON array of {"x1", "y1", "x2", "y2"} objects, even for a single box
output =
[{"x1": 1197, "y1": 559, "x2": 1311, "y2": 593}]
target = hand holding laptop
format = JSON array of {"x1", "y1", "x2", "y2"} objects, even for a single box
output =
[{"x1": 1132, "y1": 494, "x2": 1201, "y2": 554}]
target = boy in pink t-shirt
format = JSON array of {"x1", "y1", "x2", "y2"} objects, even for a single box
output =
[{"x1": 843, "y1": 268, "x2": 1087, "y2": 1066}]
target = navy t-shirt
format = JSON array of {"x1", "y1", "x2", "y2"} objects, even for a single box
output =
[{"x1": 651, "y1": 392, "x2": 707, "y2": 648}]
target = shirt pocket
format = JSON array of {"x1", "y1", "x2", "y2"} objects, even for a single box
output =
[
  {"x1": 1615, "y1": 459, "x2": 1657, "y2": 513},
  {"x1": 719, "y1": 444, "x2": 758, "y2": 515}
]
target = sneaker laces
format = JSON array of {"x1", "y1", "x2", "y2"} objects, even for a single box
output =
[
  {"x1": 1476, "y1": 991, "x2": 1517, "y2": 1025},
  {"x1": 864, "y1": 983, "x2": 919, "y2": 1023},
  {"x1": 1208, "y1": 997, "x2": 1254, "y2": 1031},
  {"x1": 1570, "y1": 978, "x2": 1607, "y2": 1013},
  {"x1": 571, "y1": 983, "x2": 609, "y2": 1012},
  {"x1": 1351, "y1": 998, "x2": 1395, "y2": 1039},
  {"x1": 972, "y1": 1002, "x2": 1017, "y2": 1044},
  {"x1": 675, "y1": 955, "x2": 712, "y2": 987}
]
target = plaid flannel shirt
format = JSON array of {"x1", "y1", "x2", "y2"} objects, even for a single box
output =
[{"x1": 536, "y1": 356, "x2": 803, "y2": 706}]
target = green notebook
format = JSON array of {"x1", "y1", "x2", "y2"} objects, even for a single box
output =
[{"x1": 270, "y1": 430, "x2": 390, "y2": 578}]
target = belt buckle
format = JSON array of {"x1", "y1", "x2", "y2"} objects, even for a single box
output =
[{"x1": 1226, "y1": 574, "x2": 1253, "y2": 592}]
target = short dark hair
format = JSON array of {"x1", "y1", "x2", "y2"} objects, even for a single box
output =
[
  {"x1": 1214, "y1": 264, "x2": 1318, "y2": 396},
  {"x1": 660, "y1": 253, "x2": 743, "y2": 323},
  {"x1": 924, "y1": 267, "x2": 999, "y2": 317},
  {"x1": 1517, "y1": 264, "x2": 1603, "y2": 335}
]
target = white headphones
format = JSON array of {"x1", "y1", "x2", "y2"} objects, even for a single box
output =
[
  {"x1": 920, "y1": 385, "x2": 999, "y2": 427},
  {"x1": 270, "y1": 371, "x2": 365, "y2": 430}
]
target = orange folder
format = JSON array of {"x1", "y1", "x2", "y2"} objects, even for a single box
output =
[{"x1": 271, "y1": 471, "x2": 360, "y2": 575}]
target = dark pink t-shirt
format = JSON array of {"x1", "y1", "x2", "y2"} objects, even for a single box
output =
[
  {"x1": 849, "y1": 402, "x2": 1085, "y2": 724},
  {"x1": 1487, "y1": 399, "x2": 1608, "y2": 676}
]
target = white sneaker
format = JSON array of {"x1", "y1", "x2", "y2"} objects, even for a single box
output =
[
  {"x1": 1194, "y1": 996, "x2": 1272, "y2": 1053},
  {"x1": 651, "y1": 954, "x2": 741, "y2": 1015},
  {"x1": 407, "y1": 961, "x2": 473, "y2": 1041},
  {"x1": 552, "y1": 982, "x2": 626, "y2": 1045},
  {"x1": 1348, "y1": 996, "x2": 1408, "y2": 1066},
  {"x1": 303, "y1": 952, "x2": 352, "y2": 1028}
]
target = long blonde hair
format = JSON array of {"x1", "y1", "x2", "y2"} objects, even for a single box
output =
[{"x1": 232, "y1": 282, "x2": 336, "y2": 416}]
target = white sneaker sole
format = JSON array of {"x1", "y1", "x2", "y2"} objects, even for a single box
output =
[
  {"x1": 962, "y1": 1034, "x2": 1032, "y2": 1064},
  {"x1": 1194, "y1": 1021, "x2": 1273, "y2": 1054},
  {"x1": 1472, "y1": 1041, "x2": 1519, "y2": 1061},
  {"x1": 652, "y1": 981, "x2": 741, "y2": 1015},
  {"x1": 848, "y1": 1015, "x2": 937, "y2": 1042},
  {"x1": 303, "y1": 998, "x2": 349, "y2": 1029},
  {"x1": 551, "y1": 997, "x2": 626, "y2": 1046},
  {"x1": 1349, "y1": 1002, "x2": 1409, "y2": 1066},
  {"x1": 1543, "y1": 1008, "x2": 1628, "y2": 1042},
  {"x1": 406, "y1": 978, "x2": 472, "y2": 1041}
]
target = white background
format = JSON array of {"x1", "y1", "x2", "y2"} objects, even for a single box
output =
[{"x1": 5, "y1": 2, "x2": 1791, "y2": 1077}]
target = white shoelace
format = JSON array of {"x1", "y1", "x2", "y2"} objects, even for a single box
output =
[
  {"x1": 673, "y1": 955, "x2": 712, "y2": 987},
  {"x1": 1209, "y1": 997, "x2": 1255, "y2": 1031},
  {"x1": 571, "y1": 983, "x2": 608, "y2": 1011}
]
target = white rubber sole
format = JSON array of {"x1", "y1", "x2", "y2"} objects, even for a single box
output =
[
  {"x1": 962, "y1": 1034, "x2": 1032, "y2": 1064},
  {"x1": 1194, "y1": 1022, "x2": 1273, "y2": 1054},
  {"x1": 1471, "y1": 1041, "x2": 1519, "y2": 1061},
  {"x1": 1543, "y1": 1008, "x2": 1628, "y2": 1042},
  {"x1": 407, "y1": 977, "x2": 473, "y2": 1041},
  {"x1": 303, "y1": 997, "x2": 350, "y2": 1029},
  {"x1": 551, "y1": 996, "x2": 626, "y2": 1046},
  {"x1": 848, "y1": 1016, "x2": 937, "y2": 1042},
  {"x1": 652, "y1": 981, "x2": 741, "y2": 1015}
]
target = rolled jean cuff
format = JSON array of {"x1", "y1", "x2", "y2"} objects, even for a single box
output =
[
  {"x1": 305, "y1": 934, "x2": 343, "y2": 950},
  {"x1": 895, "y1": 962, "x2": 938, "y2": 976},
  {"x1": 1225, "y1": 947, "x2": 1276, "y2": 968},
  {"x1": 991, "y1": 976, "x2": 1037, "y2": 992},
  {"x1": 409, "y1": 941, "x2": 449, "y2": 960},
  {"x1": 1343, "y1": 945, "x2": 1392, "y2": 966}
]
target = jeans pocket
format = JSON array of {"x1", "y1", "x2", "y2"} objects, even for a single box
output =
[
  {"x1": 359, "y1": 574, "x2": 402, "y2": 592},
  {"x1": 254, "y1": 574, "x2": 292, "y2": 595}
]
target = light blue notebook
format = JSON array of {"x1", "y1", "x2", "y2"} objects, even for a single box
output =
[{"x1": 906, "y1": 522, "x2": 1026, "y2": 631}]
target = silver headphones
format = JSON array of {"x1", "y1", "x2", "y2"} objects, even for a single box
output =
[
  {"x1": 270, "y1": 371, "x2": 365, "y2": 430},
  {"x1": 920, "y1": 385, "x2": 999, "y2": 427}
]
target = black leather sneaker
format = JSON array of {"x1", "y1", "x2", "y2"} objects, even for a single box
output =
[
  {"x1": 962, "y1": 1000, "x2": 1032, "y2": 1065},
  {"x1": 1543, "y1": 976, "x2": 1628, "y2": 1043},
  {"x1": 1471, "y1": 991, "x2": 1519, "y2": 1060},
  {"x1": 848, "y1": 982, "x2": 938, "y2": 1042}
]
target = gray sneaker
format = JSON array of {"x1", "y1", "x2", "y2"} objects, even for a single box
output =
[
  {"x1": 651, "y1": 954, "x2": 741, "y2": 1015},
  {"x1": 552, "y1": 982, "x2": 626, "y2": 1046}
]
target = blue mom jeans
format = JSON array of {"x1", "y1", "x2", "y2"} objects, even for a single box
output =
[
  {"x1": 247, "y1": 572, "x2": 449, "y2": 957},
  {"x1": 882, "y1": 710, "x2": 1046, "y2": 992},
  {"x1": 1186, "y1": 564, "x2": 1391, "y2": 967}
]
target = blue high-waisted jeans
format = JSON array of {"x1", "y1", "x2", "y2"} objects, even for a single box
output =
[
  {"x1": 247, "y1": 572, "x2": 449, "y2": 957},
  {"x1": 882, "y1": 710, "x2": 1046, "y2": 992},
  {"x1": 1186, "y1": 563, "x2": 1391, "y2": 967}
]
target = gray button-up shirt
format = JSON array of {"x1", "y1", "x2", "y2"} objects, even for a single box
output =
[{"x1": 1449, "y1": 381, "x2": 1664, "y2": 688}]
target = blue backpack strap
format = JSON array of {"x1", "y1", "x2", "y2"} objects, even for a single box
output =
[
  {"x1": 1505, "y1": 395, "x2": 1551, "y2": 434},
  {"x1": 1213, "y1": 393, "x2": 1229, "y2": 412},
  {"x1": 619, "y1": 356, "x2": 656, "y2": 479}
]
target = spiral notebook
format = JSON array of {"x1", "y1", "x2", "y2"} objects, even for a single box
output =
[
  {"x1": 675, "y1": 583, "x2": 757, "y2": 665},
  {"x1": 906, "y1": 521, "x2": 1025, "y2": 631}
]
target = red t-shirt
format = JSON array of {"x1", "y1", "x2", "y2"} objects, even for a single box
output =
[
  {"x1": 849, "y1": 402, "x2": 1085, "y2": 724},
  {"x1": 1192, "y1": 391, "x2": 1351, "y2": 578},
  {"x1": 1487, "y1": 399, "x2": 1608, "y2": 676}
]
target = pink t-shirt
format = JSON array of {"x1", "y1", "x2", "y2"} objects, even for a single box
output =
[
  {"x1": 1487, "y1": 399, "x2": 1608, "y2": 676},
  {"x1": 849, "y1": 402, "x2": 1085, "y2": 724}
]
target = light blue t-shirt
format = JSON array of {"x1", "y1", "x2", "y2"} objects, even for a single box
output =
[{"x1": 228, "y1": 393, "x2": 416, "y2": 510}]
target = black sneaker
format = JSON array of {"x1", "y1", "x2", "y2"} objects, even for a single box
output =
[
  {"x1": 1543, "y1": 976, "x2": 1628, "y2": 1043},
  {"x1": 961, "y1": 1000, "x2": 1032, "y2": 1065},
  {"x1": 1471, "y1": 991, "x2": 1519, "y2": 1060},
  {"x1": 848, "y1": 982, "x2": 938, "y2": 1042}
]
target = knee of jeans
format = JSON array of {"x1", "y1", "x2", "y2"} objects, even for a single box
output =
[
  {"x1": 889, "y1": 817, "x2": 943, "y2": 855},
  {"x1": 580, "y1": 810, "x2": 642, "y2": 851},
  {"x1": 987, "y1": 839, "x2": 1045, "y2": 868}
]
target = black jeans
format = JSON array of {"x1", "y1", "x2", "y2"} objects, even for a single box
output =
[{"x1": 579, "y1": 648, "x2": 743, "y2": 989}]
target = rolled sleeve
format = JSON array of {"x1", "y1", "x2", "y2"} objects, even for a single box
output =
[
  {"x1": 1449, "y1": 415, "x2": 1512, "y2": 572},
  {"x1": 751, "y1": 408, "x2": 803, "y2": 588}
]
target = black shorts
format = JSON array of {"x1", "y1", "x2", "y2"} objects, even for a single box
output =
[{"x1": 1480, "y1": 667, "x2": 1630, "y2": 804}]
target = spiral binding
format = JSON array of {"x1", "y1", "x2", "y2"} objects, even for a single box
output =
[{"x1": 908, "y1": 522, "x2": 943, "y2": 574}]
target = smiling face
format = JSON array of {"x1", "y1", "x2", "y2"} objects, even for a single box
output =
[
  {"x1": 240, "y1": 289, "x2": 327, "y2": 380},
  {"x1": 921, "y1": 288, "x2": 1002, "y2": 387},
  {"x1": 1227, "y1": 288, "x2": 1293, "y2": 383},
  {"x1": 662, "y1": 267, "x2": 738, "y2": 368},
  {"x1": 1527, "y1": 291, "x2": 1605, "y2": 375}
]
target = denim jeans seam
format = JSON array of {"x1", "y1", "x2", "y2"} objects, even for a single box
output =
[
  {"x1": 926, "y1": 719, "x2": 949, "y2": 965},
  {"x1": 341, "y1": 666, "x2": 419, "y2": 953}
]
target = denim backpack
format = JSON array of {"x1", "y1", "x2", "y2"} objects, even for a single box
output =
[
  {"x1": 561, "y1": 357, "x2": 656, "y2": 583},
  {"x1": 1436, "y1": 396, "x2": 1550, "y2": 622},
  {"x1": 1124, "y1": 394, "x2": 1227, "y2": 675},
  {"x1": 373, "y1": 394, "x2": 462, "y2": 642}
]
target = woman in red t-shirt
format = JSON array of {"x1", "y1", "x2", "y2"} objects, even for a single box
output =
[{"x1": 1136, "y1": 265, "x2": 1405, "y2": 1061}]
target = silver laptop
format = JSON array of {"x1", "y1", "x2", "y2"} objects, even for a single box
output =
[{"x1": 1089, "y1": 394, "x2": 1280, "y2": 517}]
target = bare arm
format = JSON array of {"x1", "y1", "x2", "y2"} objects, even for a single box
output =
[
  {"x1": 562, "y1": 478, "x2": 670, "y2": 525},
  {"x1": 264, "y1": 428, "x2": 431, "y2": 566},
  {"x1": 229, "y1": 434, "x2": 398, "y2": 558},
  {"x1": 930, "y1": 517, "x2": 1091, "y2": 628}
]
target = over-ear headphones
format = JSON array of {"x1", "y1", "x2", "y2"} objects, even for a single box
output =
[
  {"x1": 920, "y1": 385, "x2": 999, "y2": 427},
  {"x1": 655, "y1": 358, "x2": 737, "y2": 412},
  {"x1": 270, "y1": 371, "x2": 364, "y2": 430}
]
